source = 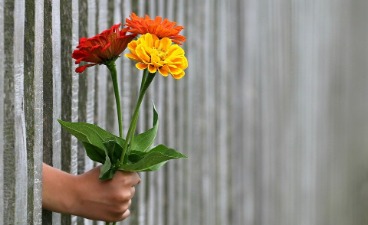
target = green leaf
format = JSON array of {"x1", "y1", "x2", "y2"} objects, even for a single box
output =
[
  {"x1": 144, "y1": 161, "x2": 167, "y2": 171},
  {"x1": 82, "y1": 142, "x2": 106, "y2": 163},
  {"x1": 103, "y1": 138, "x2": 125, "y2": 163},
  {"x1": 130, "y1": 105, "x2": 159, "y2": 152},
  {"x1": 58, "y1": 119, "x2": 126, "y2": 162},
  {"x1": 119, "y1": 145, "x2": 187, "y2": 172},
  {"x1": 58, "y1": 120, "x2": 119, "y2": 149},
  {"x1": 127, "y1": 150, "x2": 145, "y2": 163},
  {"x1": 58, "y1": 119, "x2": 127, "y2": 179},
  {"x1": 99, "y1": 154, "x2": 115, "y2": 180}
]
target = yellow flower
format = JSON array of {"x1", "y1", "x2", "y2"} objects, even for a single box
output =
[{"x1": 125, "y1": 33, "x2": 188, "y2": 79}]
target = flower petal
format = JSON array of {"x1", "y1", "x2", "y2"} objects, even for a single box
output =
[
  {"x1": 72, "y1": 23, "x2": 136, "y2": 73},
  {"x1": 125, "y1": 33, "x2": 188, "y2": 79},
  {"x1": 125, "y1": 13, "x2": 186, "y2": 45}
]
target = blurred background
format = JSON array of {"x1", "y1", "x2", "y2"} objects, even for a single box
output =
[{"x1": 0, "y1": 0, "x2": 368, "y2": 225}]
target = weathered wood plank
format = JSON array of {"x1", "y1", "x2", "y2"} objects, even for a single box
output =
[
  {"x1": 215, "y1": 0, "x2": 229, "y2": 224},
  {"x1": 59, "y1": 7, "x2": 73, "y2": 224},
  {"x1": 13, "y1": 0, "x2": 27, "y2": 224},
  {"x1": 71, "y1": 0, "x2": 79, "y2": 181},
  {"x1": 96, "y1": 0, "x2": 108, "y2": 132},
  {"x1": 3, "y1": 1, "x2": 16, "y2": 224},
  {"x1": 185, "y1": 1, "x2": 205, "y2": 225},
  {"x1": 33, "y1": 0, "x2": 44, "y2": 223},
  {"x1": 24, "y1": 0, "x2": 44, "y2": 224},
  {"x1": 51, "y1": 0, "x2": 62, "y2": 224},
  {"x1": 42, "y1": 1, "x2": 54, "y2": 223},
  {"x1": 174, "y1": 2, "x2": 186, "y2": 225},
  {"x1": 84, "y1": 0, "x2": 97, "y2": 172},
  {"x1": 0, "y1": 0, "x2": 5, "y2": 223}
]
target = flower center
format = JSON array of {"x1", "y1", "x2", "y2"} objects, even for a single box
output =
[{"x1": 152, "y1": 48, "x2": 166, "y2": 61}]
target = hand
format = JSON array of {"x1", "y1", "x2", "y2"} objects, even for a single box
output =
[{"x1": 42, "y1": 163, "x2": 141, "y2": 222}]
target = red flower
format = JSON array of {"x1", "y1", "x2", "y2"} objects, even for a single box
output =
[
  {"x1": 72, "y1": 23, "x2": 136, "y2": 73},
  {"x1": 124, "y1": 13, "x2": 186, "y2": 45}
]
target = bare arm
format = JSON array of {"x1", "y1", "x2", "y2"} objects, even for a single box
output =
[{"x1": 42, "y1": 163, "x2": 140, "y2": 222}]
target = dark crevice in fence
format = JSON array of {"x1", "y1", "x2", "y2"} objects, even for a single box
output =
[
  {"x1": 3, "y1": 0, "x2": 15, "y2": 224},
  {"x1": 24, "y1": 0, "x2": 36, "y2": 223},
  {"x1": 42, "y1": 0, "x2": 54, "y2": 223}
]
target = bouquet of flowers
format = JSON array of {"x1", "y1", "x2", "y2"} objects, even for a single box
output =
[{"x1": 59, "y1": 13, "x2": 187, "y2": 184}]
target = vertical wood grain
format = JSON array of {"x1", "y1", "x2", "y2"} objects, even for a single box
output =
[
  {"x1": 24, "y1": 0, "x2": 35, "y2": 223},
  {"x1": 77, "y1": 0, "x2": 88, "y2": 179},
  {"x1": 33, "y1": 0, "x2": 44, "y2": 223},
  {"x1": 13, "y1": 0, "x2": 27, "y2": 224},
  {"x1": 96, "y1": 0, "x2": 108, "y2": 131},
  {"x1": 51, "y1": 0, "x2": 62, "y2": 224},
  {"x1": 84, "y1": 0, "x2": 97, "y2": 172},
  {"x1": 174, "y1": 2, "x2": 186, "y2": 225},
  {"x1": 0, "y1": 0, "x2": 5, "y2": 223},
  {"x1": 42, "y1": 1, "x2": 54, "y2": 223},
  {"x1": 71, "y1": 0, "x2": 79, "y2": 181},
  {"x1": 216, "y1": 0, "x2": 229, "y2": 224},
  {"x1": 3, "y1": 1, "x2": 16, "y2": 224},
  {"x1": 185, "y1": 0, "x2": 201, "y2": 224}
]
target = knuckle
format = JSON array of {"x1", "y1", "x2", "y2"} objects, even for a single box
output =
[
  {"x1": 120, "y1": 190, "x2": 132, "y2": 200},
  {"x1": 134, "y1": 173, "x2": 141, "y2": 184},
  {"x1": 121, "y1": 172, "x2": 141, "y2": 186},
  {"x1": 113, "y1": 190, "x2": 131, "y2": 202}
]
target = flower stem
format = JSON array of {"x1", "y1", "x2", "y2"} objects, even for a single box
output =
[
  {"x1": 106, "y1": 61, "x2": 123, "y2": 138},
  {"x1": 120, "y1": 69, "x2": 156, "y2": 162}
]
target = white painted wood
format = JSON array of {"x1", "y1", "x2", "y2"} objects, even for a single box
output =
[
  {"x1": 13, "y1": 0, "x2": 27, "y2": 223},
  {"x1": 71, "y1": 0, "x2": 79, "y2": 178},
  {"x1": 84, "y1": 0, "x2": 97, "y2": 173},
  {"x1": 97, "y1": 0, "x2": 108, "y2": 131},
  {"x1": 50, "y1": 0, "x2": 62, "y2": 224},
  {"x1": 33, "y1": 1, "x2": 44, "y2": 224}
]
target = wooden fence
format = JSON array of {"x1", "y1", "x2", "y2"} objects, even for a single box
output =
[{"x1": 1, "y1": 0, "x2": 368, "y2": 225}]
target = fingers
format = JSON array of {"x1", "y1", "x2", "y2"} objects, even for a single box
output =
[
  {"x1": 109, "y1": 179, "x2": 136, "y2": 222},
  {"x1": 73, "y1": 167, "x2": 141, "y2": 222},
  {"x1": 115, "y1": 171, "x2": 141, "y2": 187},
  {"x1": 106, "y1": 209, "x2": 130, "y2": 222},
  {"x1": 120, "y1": 209, "x2": 130, "y2": 221},
  {"x1": 132, "y1": 172, "x2": 141, "y2": 186}
]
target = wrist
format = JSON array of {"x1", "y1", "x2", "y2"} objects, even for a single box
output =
[
  {"x1": 42, "y1": 163, "x2": 79, "y2": 214},
  {"x1": 65, "y1": 171, "x2": 96, "y2": 217},
  {"x1": 61, "y1": 174, "x2": 81, "y2": 215}
]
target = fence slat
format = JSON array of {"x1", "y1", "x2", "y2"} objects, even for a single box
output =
[
  {"x1": 13, "y1": 0, "x2": 27, "y2": 224},
  {"x1": 0, "y1": 0, "x2": 5, "y2": 223},
  {"x1": 3, "y1": 1, "x2": 16, "y2": 224},
  {"x1": 33, "y1": 0, "x2": 44, "y2": 224}
]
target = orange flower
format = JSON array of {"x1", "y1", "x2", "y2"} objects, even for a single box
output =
[
  {"x1": 72, "y1": 23, "x2": 136, "y2": 73},
  {"x1": 125, "y1": 33, "x2": 188, "y2": 79},
  {"x1": 124, "y1": 13, "x2": 186, "y2": 45}
]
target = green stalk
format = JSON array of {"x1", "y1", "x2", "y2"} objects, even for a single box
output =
[
  {"x1": 120, "y1": 69, "x2": 156, "y2": 162},
  {"x1": 105, "y1": 61, "x2": 122, "y2": 225},
  {"x1": 106, "y1": 61, "x2": 123, "y2": 138}
]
